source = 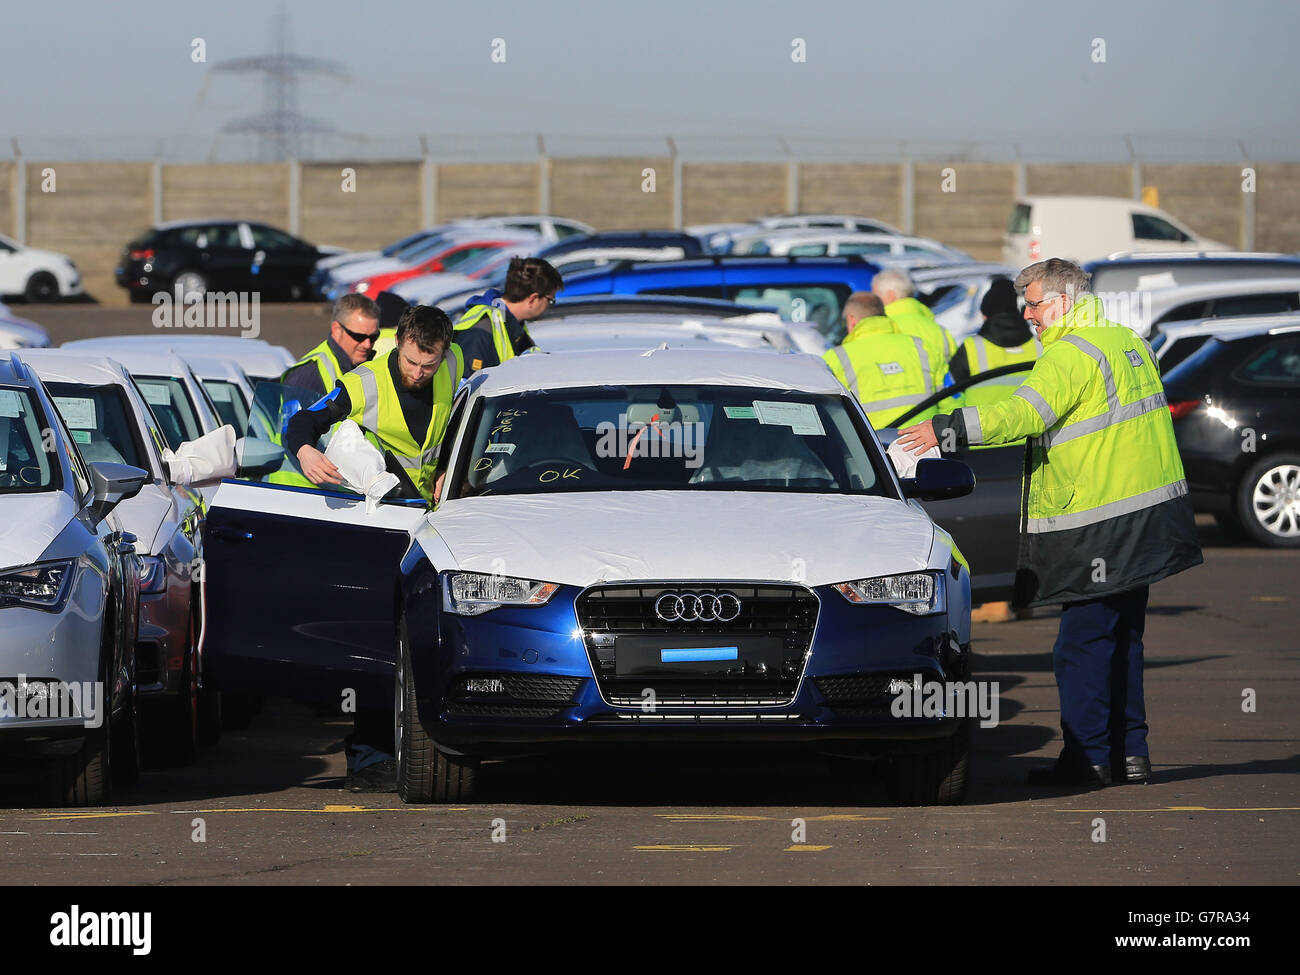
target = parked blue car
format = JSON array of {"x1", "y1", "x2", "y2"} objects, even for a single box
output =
[{"x1": 559, "y1": 256, "x2": 882, "y2": 343}]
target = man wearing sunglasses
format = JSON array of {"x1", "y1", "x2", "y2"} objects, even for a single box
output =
[{"x1": 280, "y1": 294, "x2": 382, "y2": 397}]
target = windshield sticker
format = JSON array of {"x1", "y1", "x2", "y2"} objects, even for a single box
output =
[
  {"x1": 141, "y1": 384, "x2": 172, "y2": 407},
  {"x1": 0, "y1": 389, "x2": 24, "y2": 418},
  {"x1": 724, "y1": 406, "x2": 756, "y2": 419},
  {"x1": 485, "y1": 442, "x2": 515, "y2": 455},
  {"x1": 71, "y1": 429, "x2": 91, "y2": 444},
  {"x1": 207, "y1": 383, "x2": 234, "y2": 402},
  {"x1": 752, "y1": 400, "x2": 825, "y2": 436},
  {"x1": 54, "y1": 396, "x2": 97, "y2": 429}
]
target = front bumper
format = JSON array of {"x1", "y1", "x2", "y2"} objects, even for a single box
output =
[{"x1": 415, "y1": 583, "x2": 970, "y2": 758}]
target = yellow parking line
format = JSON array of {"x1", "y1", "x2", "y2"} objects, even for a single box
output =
[
  {"x1": 785, "y1": 844, "x2": 832, "y2": 852},
  {"x1": 635, "y1": 844, "x2": 733, "y2": 852},
  {"x1": 26, "y1": 811, "x2": 158, "y2": 821},
  {"x1": 1060, "y1": 806, "x2": 1300, "y2": 813}
]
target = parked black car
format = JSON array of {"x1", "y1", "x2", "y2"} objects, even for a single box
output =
[
  {"x1": 1164, "y1": 328, "x2": 1300, "y2": 547},
  {"x1": 880, "y1": 363, "x2": 1034, "y2": 603},
  {"x1": 116, "y1": 220, "x2": 329, "y2": 303}
]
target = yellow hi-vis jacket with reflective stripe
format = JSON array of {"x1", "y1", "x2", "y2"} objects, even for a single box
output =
[
  {"x1": 823, "y1": 316, "x2": 937, "y2": 428},
  {"x1": 454, "y1": 302, "x2": 520, "y2": 370},
  {"x1": 954, "y1": 333, "x2": 1043, "y2": 409},
  {"x1": 339, "y1": 345, "x2": 465, "y2": 502},
  {"x1": 940, "y1": 295, "x2": 1201, "y2": 606},
  {"x1": 884, "y1": 297, "x2": 955, "y2": 389},
  {"x1": 281, "y1": 339, "x2": 345, "y2": 393}
]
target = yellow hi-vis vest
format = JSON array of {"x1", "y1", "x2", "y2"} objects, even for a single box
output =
[
  {"x1": 823, "y1": 316, "x2": 936, "y2": 428},
  {"x1": 884, "y1": 297, "x2": 955, "y2": 389},
  {"x1": 339, "y1": 345, "x2": 465, "y2": 502},
  {"x1": 955, "y1": 333, "x2": 1044, "y2": 409},
  {"x1": 954, "y1": 295, "x2": 1201, "y2": 605},
  {"x1": 281, "y1": 339, "x2": 345, "y2": 393},
  {"x1": 453, "y1": 302, "x2": 522, "y2": 370}
]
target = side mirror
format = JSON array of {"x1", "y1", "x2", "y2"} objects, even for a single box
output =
[
  {"x1": 237, "y1": 438, "x2": 287, "y2": 478},
  {"x1": 88, "y1": 462, "x2": 149, "y2": 524},
  {"x1": 900, "y1": 457, "x2": 975, "y2": 502}
]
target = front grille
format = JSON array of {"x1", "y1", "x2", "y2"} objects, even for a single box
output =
[
  {"x1": 444, "y1": 673, "x2": 583, "y2": 720},
  {"x1": 815, "y1": 673, "x2": 919, "y2": 717},
  {"x1": 576, "y1": 584, "x2": 818, "y2": 708}
]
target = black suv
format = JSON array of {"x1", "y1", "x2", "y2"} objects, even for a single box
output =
[{"x1": 116, "y1": 220, "x2": 327, "y2": 303}]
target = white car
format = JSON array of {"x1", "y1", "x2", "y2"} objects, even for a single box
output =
[
  {"x1": 730, "y1": 230, "x2": 969, "y2": 262},
  {"x1": 0, "y1": 235, "x2": 82, "y2": 302},
  {"x1": 200, "y1": 348, "x2": 978, "y2": 805},
  {"x1": 0, "y1": 302, "x2": 52, "y2": 349},
  {"x1": 1003, "y1": 195, "x2": 1231, "y2": 266},
  {"x1": 63, "y1": 335, "x2": 294, "y2": 386}
]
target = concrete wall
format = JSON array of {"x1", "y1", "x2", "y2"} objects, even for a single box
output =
[
  {"x1": 798, "y1": 164, "x2": 903, "y2": 229},
  {"x1": 683, "y1": 163, "x2": 786, "y2": 225},
  {"x1": 914, "y1": 163, "x2": 1016, "y2": 260},
  {"x1": 24, "y1": 162, "x2": 152, "y2": 303},
  {"x1": 550, "y1": 158, "x2": 674, "y2": 229},
  {"x1": 1255, "y1": 163, "x2": 1300, "y2": 253},
  {"x1": 301, "y1": 162, "x2": 422, "y2": 252},
  {"x1": 3, "y1": 158, "x2": 1296, "y2": 304}
]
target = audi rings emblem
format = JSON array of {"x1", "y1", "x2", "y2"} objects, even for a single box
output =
[{"x1": 654, "y1": 591, "x2": 742, "y2": 623}]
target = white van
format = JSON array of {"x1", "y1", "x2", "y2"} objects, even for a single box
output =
[{"x1": 1002, "y1": 196, "x2": 1230, "y2": 266}]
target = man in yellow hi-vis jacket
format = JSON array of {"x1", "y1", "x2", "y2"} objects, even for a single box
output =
[{"x1": 897, "y1": 258, "x2": 1202, "y2": 790}]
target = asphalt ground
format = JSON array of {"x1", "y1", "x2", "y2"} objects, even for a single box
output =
[{"x1": 2, "y1": 307, "x2": 1296, "y2": 889}]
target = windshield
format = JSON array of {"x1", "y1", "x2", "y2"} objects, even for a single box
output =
[
  {"x1": 203, "y1": 379, "x2": 250, "y2": 434},
  {"x1": 0, "y1": 386, "x2": 58, "y2": 492},
  {"x1": 45, "y1": 382, "x2": 150, "y2": 471},
  {"x1": 452, "y1": 385, "x2": 890, "y2": 500},
  {"x1": 134, "y1": 375, "x2": 201, "y2": 449}
]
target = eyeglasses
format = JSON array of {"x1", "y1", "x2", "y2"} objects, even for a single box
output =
[
  {"x1": 338, "y1": 322, "x2": 381, "y2": 344},
  {"x1": 1023, "y1": 293, "x2": 1063, "y2": 310},
  {"x1": 538, "y1": 294, "x2": 556, "y2": 307}
]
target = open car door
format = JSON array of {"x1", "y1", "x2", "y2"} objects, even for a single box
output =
[
  {"x1": 201, "y1": 382, "x2": 427, "y2": 709},
  {"x1": 881, "y1": 362, "x2": 1033, "y2": 603}
]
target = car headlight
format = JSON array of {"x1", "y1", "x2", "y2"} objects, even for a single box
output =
[
  {"x1": 441, "y1": 571, "x2": 559, "y2": 616},
  {"x1": 139, "y1": 555, "x2": 168, "y2": 594},
  {"x1": 0, "y1": 559, "x2": 76, "y2": 612},
  {"x1": 834, "y1": 571, "x2": 946, "y2": 616}
]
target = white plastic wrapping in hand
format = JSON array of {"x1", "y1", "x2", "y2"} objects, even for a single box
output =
[
  {"x1": 324, "y1": 419, "x2": 399, "y2": 513},
  {"x1": 163, "y1": 425, "x2": 237, "y2": 486},
  {"x1": 886, "y1": 439, "x2": 939, "y2": 480}
]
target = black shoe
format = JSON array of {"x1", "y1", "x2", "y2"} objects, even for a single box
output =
[
  {"x1": 1027, "y1": 760, "x2": 1111, "y2": 788},
  {"x1": 346, "y1": 759, "x2": 396, "y2": 794},
  {"x1": 1113, "y1": 755, "x2": 1151, "y2": 784}
]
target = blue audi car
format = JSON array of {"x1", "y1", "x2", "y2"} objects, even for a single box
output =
[{"x1": 203, "y1": 350, "x2": 976, "y2": 805}]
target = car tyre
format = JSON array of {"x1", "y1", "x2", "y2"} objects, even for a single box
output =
[
  {"x1": 888, "y1": 718, "x2": 971, "y2": 806},
  {"x1": 221, "y1": 692, "x2": 261, "y2": 730},
  {"x1": 149, "y1": 612, "x2": 199, "y2": 765},
  {"x1": 172, "y1": 270, "x2": 207, "y2": 303},
  {"x1": 24, "y1": 271, "x2": 59, "y2": 302},
  {"x1": 1236, "y1": 453, "x2": 1300, "y2": 548},
  {"x1": 44, "y1": 654, "x2": 113, "y2": 807},
  {"x1": 112, "y1": 682, "x2": 142, "y2": 788},
  {"x1": 395, "y1": 612, "x2": 478, "y2": 804}
]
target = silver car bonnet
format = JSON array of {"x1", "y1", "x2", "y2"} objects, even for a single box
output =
[{"x1": 0, "y1": 492, "x2": 80, "y2": 571}]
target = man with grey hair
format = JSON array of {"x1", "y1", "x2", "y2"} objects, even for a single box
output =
[
  {"x1": 896, "y1": 257, "x2": 1201, "y2": 790},
  {"x1": 872, "y1": 268, "x2": 956, "y2": 390},
  {"x1": 280, "y1": 293, "x2": 382, "y2": 398}
]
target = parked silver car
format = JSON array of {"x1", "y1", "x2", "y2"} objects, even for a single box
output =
[
  {"x1": 0, "y1": 353, "x2": 147, "y2": 805},
  {"x1": 23, "y1": 350, "x2": 218, "y2": 764}
]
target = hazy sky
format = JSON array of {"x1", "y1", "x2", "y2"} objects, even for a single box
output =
[{"x1": 4, "y1": 0, "x2": 1298, "y2": 161}]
